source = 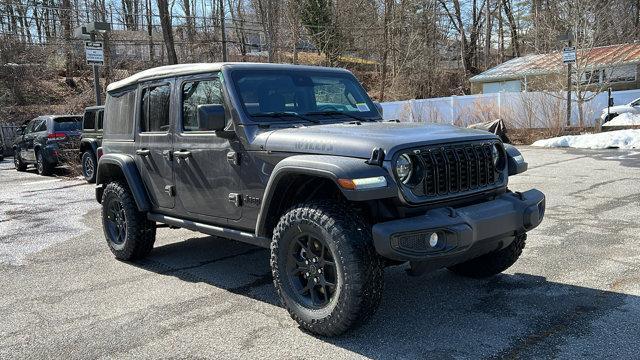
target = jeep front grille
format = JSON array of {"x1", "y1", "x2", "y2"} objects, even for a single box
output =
[{"x1": 401, "y1": 141, "x2": 504, "y2": 199}]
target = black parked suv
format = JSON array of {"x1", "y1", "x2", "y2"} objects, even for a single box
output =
[
  {"x1": 14, "y1": 115, "x2": 82, "y2": 175},
  {"x1": 80, "y1": 106, "x2": 104, "y2": 182},
  {"x1": 96, "y1": 63, "x2": 545, "y2": 336}
]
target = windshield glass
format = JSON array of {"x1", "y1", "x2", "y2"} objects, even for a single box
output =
[
  {"x1": 230, "y1": 70, "x2": 380, "y2": 122},
  {"x1": 54, "y1": 117, "x2": 82, "y2": 131}
]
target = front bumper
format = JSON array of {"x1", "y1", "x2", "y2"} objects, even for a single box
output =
[{"x1": 372, "y1": 189, "x2": 545, "y2": 262}]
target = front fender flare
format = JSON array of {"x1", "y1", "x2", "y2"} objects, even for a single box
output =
[
  {"x1": 96, "y1": 154, "x2": 150, "y2": 211},
  {"x1": 255, "y1": 155, "x2": 397, "y2": 237}
]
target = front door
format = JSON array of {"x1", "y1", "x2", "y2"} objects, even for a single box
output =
[
  {"x1": 22, "y1": 119, "x2": 42, "y2": 162},
  {"x1": 135, "y1": 82, "x2": 175, "y2": 209},
  {"x1": 173, "y1": 74, "x2": 242, "y2": 221}
]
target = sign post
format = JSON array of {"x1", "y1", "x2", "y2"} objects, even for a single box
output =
[
  {"x1": 75, "y1": 22, "x2": 110, "y2": 107},
  {"x1": 559, "y1": 38, "x2": 576, "y2": 127}
]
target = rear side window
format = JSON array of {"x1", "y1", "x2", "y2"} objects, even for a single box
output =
[
  {"x1": 140, "y1": 85, "x2": 171, "y2": 132},
  {"x1": 104, "y1": 89, "x2": 136, "y2": 139},
  {"x1": 54, "y1": 117, "x2": 81, "y2": 131},
  {"x1": 83, "y1": 112, "x2": 96, "y2": 130},
  {"x1": 182, "y1": 79, "x2": 223, "y2": 131},
  {"x1": 34, "y1": 119, "x2": 47, "y2": 132}
]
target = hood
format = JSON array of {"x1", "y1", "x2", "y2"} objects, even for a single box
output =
[
  {"x1": 604, "y1": 104, "x2": 633, "y2": 113},
  {"x1": 254, "y1": 122, "x2": 498, "y2": 159}
]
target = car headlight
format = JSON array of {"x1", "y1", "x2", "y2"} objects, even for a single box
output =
[{"x1": 395, "y1": 154, "x2": 413, "y2": 183}]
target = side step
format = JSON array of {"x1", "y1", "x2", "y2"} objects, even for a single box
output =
[{"x1": 147, "y1": 213, "x2": 271, "y2": 248}]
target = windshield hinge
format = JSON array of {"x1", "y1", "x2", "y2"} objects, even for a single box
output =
[{"x1": 366, "y1": 147, "x2": 385, "y2": 166}]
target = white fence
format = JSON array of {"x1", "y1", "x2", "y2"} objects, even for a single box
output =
[{"x1": 380, "y1": 89, "x2": 640, "y2": 128}]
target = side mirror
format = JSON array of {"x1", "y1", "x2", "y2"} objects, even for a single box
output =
[
  {"x1": 373, "y1": 101, "x2": 384, "y2": 117},
  {"x1": 16, "y1": 127, "x2": 24, "y2": 136},
  {"x1": 197, "y1": 104, "x2": 226, "y2": 131}
]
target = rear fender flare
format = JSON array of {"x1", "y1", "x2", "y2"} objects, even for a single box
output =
[{"x1": 96, "y1": 154, "x2": 150, "y2": 211}]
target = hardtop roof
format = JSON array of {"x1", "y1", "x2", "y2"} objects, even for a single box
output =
[{"x1": 106, "y1": 62, "x2": 351, "y2": 93}]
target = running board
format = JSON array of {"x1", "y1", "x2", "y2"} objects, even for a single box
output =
[{"x1": 146, "y1": 213, "x2": 270, "y2": 248}]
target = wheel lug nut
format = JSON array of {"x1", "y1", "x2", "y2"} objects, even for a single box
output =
[
  {"x1": 305, "y1": 272, "x2": 309, "y2": 277},
  {"x1": 318, "y1": 269, "x2": 322, "y2": 273}
]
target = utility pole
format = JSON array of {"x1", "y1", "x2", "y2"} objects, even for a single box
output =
[
  {"x1": 90, "y1": 33, "x2": 102, "y2": 106},
  {"x1": 220, "y1": 0, "x2": 227, "y2": 62}
]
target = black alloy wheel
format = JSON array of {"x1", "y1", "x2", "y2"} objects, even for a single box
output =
[{"x1": 287, "y1": 233, "x2": 338, "y2": 308}]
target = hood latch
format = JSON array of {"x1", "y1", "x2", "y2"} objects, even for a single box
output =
[{"x1": 366, "y1": 147, "x2": 385, "y2": 166}]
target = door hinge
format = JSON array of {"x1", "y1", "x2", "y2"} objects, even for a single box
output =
[
  {"x1": 164, "y1": 185, "x2": 176, "y2": 197},
  {"x1": 228, "y1": 192, "x2": 242, "y2": 207},
  {"x1": 227, "y1": 151, "x2": 240, "y2": 166}
]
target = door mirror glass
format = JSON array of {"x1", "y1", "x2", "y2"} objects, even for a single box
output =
[
  {"x1": 16, "y1": 127, "x2": 24, "y2": 135},
  {"x1": 197, "y1": 104, "x2": 226, "y2": 131}
]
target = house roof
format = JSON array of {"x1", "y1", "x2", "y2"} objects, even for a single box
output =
[{"x1": 470, "y1": 43, "x2": 640, "y2": 83}]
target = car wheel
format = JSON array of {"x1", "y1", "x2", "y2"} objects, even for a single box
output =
[
  {"x1": 101, "y1": 181, "x2": 156, "y2": 260},
  {"x1": 271, "y1": 200, "x2": 384, "y2": 336},
  {"x1": 14, "y1": 153, "x2": 27, "y2": 171},
  {"x1": 447, "y1": 233, "x2": 526, "y2": 278},
  {"x1": 36, "y1": 151, "x2": 53, "y2": 176},
  {"x1": 81, "y1": 151, "x2": 97, "y2": 183}
]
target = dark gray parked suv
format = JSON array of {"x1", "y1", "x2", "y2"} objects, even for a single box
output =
[
  {"x1": 95, "y1": 63, "x2": 545, "y2": 336},
  {"x1": 13, "y1": 115, "x2": 82, "y2": 175}
]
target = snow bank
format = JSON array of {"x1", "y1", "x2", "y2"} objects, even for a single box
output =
[
  {"x1": 603, "y1": 113, "x2": 640, "y2": 126},
  {"x1": 532, "y1": 130, "x2": 640, "y2": 149}
]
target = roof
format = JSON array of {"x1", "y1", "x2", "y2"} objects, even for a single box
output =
[
  {"x1": 470, "y1": 43, "x2": 640, "y2": 83},
  {"x1": 106, "y1": 62, "x2": 350, "y2": 92}
]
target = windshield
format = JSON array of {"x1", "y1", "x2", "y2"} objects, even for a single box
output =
[
  {"x1": 53, "y1": 117, "x2": 82, "y2": 131},
  {"x1": 230, "y1": 70, "x2": 380, "y2": 122}
]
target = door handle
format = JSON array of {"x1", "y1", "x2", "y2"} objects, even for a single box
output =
[
  {"x1": 136, "y1": 149, "x2": 151, "y2": 156},
  {"x1": 173, "y1": 150, "x2": 191, "y2": 159}
]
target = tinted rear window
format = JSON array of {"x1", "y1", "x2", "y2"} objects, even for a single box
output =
[
  {"x1": 104, "y1": 89, "x2": 136, "y2": 139},
  {"x1": 54, "y1": 117, "x2": 82, "y2": 131}
]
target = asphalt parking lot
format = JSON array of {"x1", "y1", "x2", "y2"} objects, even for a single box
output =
[{"x1": 1, "y1": 147, "x2": 639, "y2": 359}]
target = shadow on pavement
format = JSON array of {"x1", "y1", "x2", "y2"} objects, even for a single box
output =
[{"x1": 130, "y1": 235, "x2": 637, "y2": 359}]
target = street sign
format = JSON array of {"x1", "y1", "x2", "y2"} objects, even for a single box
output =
[
  {"x1": 84, "y1": 41, "x2": 104, "y2": 65},
  {"x1": 563, "y1": 46, "x2": 576, "y2": 64}
]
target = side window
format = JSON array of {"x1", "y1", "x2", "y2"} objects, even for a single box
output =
[
  {"x1": 140, "y1": 84, "x2": 171, "y2": 132},
  {"x1": 83, "y1": 111, "x2": 96, "y2": 130},
  {"x1": 104, "y1": 89, "x2": 136, "y2": 139},
  {"x1": 181, "y1": 78, "x2": 223, "y2": 131},
  {"x1": 97, "y1": 111, "x2": 104, "y2": 130},
  {"x1": 34, "y1": 119, "x2": 47, "y2": 132},
  {"x1": 24, "y1": 120, "x2": 36, "y2": 134}
]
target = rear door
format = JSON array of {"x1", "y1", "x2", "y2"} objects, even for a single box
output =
[
  {"x1": 135, "y1": 81, "x2": 175, "y2": 209},
  {"x1": 173, "y1": 74, "x2": 242, "y2": 221}
]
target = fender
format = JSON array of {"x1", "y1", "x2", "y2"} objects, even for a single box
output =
[
  {"x1": 95, "y1": 153, "x2": 151, "y2": 211},
  {"x1": 504, "y1": 144, "x2": 528, "y2": 176},
  {"x1": 255, "y1": 154, "x2": 397, "y2": 237},
  {"x1": 80, "y1": 138, "x2": 99, "y2": 155}
]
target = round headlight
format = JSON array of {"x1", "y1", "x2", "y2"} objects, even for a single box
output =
[{"x1": 395, "y1": 154, "x2": 413, "y2": 183}]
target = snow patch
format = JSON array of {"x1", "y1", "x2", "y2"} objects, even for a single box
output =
[
  {"x1": 532, "y1": 130, "x2": 640, "y2": 149},
  {"x1": 603, "y1": 113, "x2": 640, "y2": 126}
]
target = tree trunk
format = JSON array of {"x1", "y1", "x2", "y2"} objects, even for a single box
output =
[
  {"x1": 60, "y1": 0, "x2": 74, "y2": 82},
  {"x1": 502, "y1": 0, "x2": 520, "y2": 57},
  {"x1": 379, "y1": 0, "x2": 392, "y2": 101},
  {"x1": 157, "y1": 0, "x2": 178, "y2": 64}
]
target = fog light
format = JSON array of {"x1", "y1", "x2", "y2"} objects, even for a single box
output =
[{"x1": 429, "y1": 233, "x2": 439, "y2": 247}]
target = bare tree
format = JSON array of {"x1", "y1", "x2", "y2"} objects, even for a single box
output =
[{"x1": 157, "y1": 0, "x2": 178, "y2": 64}]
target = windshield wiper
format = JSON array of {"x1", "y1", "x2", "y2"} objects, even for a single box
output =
[
  {"x1": 252, "y1": 112, "x2": 320, "y2": 124},
  {"x1": 304, "y1": 110, "x2": 378, "y2": 122}
]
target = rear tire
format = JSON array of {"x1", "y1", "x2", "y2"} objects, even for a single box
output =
[
  {"x1": 81, "y1": 151, "x2": 97, "y2": 183},
  {"x1": 101, "y1": 181, "x2": 156, "y2": 260},
  {"x1": 14, "y1": 153, "x2": 27, "y2": 171},
  {"x1": 448, "y1": 234, "x2": 526, "y2": 278},
  {"x1": 271, "y1": 200, "x2": 384, "y2": 336},
  {"x1": 36, "y1": 151, "x2": 53, "y2": 176}
]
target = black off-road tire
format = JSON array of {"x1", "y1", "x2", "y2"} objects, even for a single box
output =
[
  {"x1": 14, "y1": 153, "x2": 27, "y2": 171},
  {"x1": 36, "y1": 151, "x2": 53, "y2": 176},
  {"x1": 101, "y1": 181, "x2": 156, "y2": 260},
  {"x1": 81, "y1": 151, "x2": 97, "y2": 183},
  {"x1": 448, "y1": 234, "x2": 526, "y2": 278},
  {"x1": 271, "y1": 200, "x2": 384, "y2": 337}
]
